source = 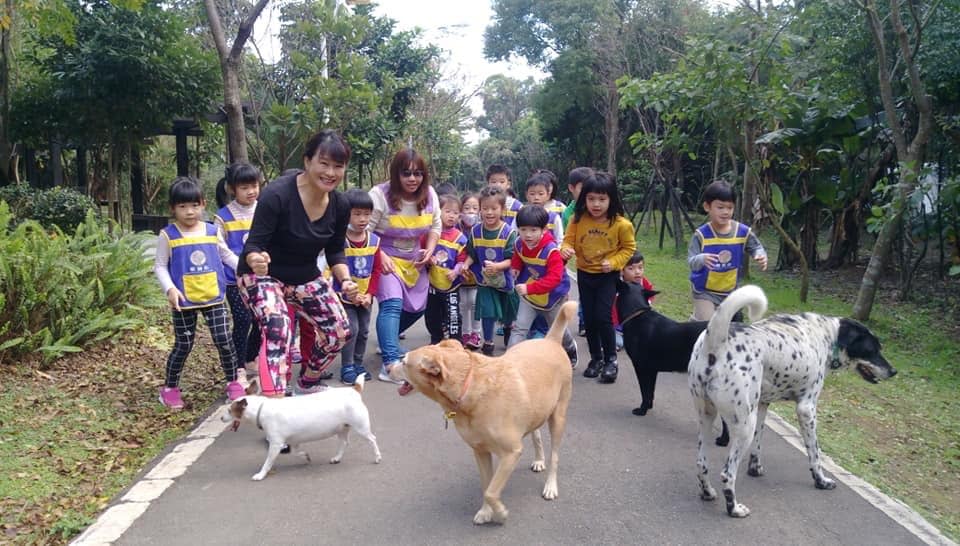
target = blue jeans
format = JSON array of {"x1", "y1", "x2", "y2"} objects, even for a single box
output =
[{"x1": 376, "y1": 298, "x2": 424, "y2": 365}]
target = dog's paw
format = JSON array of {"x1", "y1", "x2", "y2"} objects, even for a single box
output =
[
  {"x1": 374, "y1": 454, "x2": 382, "y2": 464},
  {"x1": 715, "y1": 434, "x2": 729, "y2": 447},
  {"x1": 747, "y1": 455, "x2": 764, "y2": 477},
  {"x1": 329, "y1": 456, "x2": 342, "y2": 464},
  {"x1": 251, "y1": 472, "x2": 267, "y2": 481},
  {"x1": 727, "y1": 503, "x2": 751, "y2": 518},
  {"x1": 700, "y1": 485, "x2": 717, "y2": 501},
  {"x1": 814, "y1": 476, "x2": 836, "y2": 490},
  {"x1": 530, "y1": 460, "x2": 546, "y2": 472},
  {"x1": 473, "y1": 505, "x2": 495, "y2": 525},
  {"x1": 542, "y1": 481, "x2": 559, "y2": 500}
]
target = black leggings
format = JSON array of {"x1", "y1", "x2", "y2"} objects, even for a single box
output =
[
  {"x1": 226, "y1": 284, "x2": 254, "y2": 367},
  {"x1": 165, "y1": 302, "x2": 237, "y2": 388},
  {"x1": 577, "y1": 270, "x2": 619, "y2": 362}
]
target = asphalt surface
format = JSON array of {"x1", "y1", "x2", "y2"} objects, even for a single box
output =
[{"x1": 84, "y1": 306, "x2": 943, "y2": 546}]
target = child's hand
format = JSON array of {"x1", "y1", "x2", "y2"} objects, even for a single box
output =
[
  {"x1": 754, "y1": 253, "x2": 768, "y2": 271},
  {"x1": 515, "y1": 283, "x2": 528, "y2": 296},
  {"x1": 166, "y1": 287, "x2": 185, "y2": 311},
  {"x1": 413, "y1": 248, "x2": 432, "y2": 268},
  {"x1": 601, "y1": 259, "x2": 612, "y2": 273},
  {"x1": 445, "y1": 268, "x2": 459, "y2": 281},
  {"x1": 560, "y1": 247, "x2": 575, "y2": 260},
  {"x1": 380, "y1": 252, "x2": 395, "y2": 274},
  {"x1": 246, "y1": 251, "x2": 271, "y2": 276},
  {"x1": 359, "y1": 293, "x2": 372, "y2": 308},
  {"x1": 701, "y1": 253, "x2": 719, "y2": 270},
  {"x1": 482, "y1": 260, "x2": 498, "y2": 276},
  {"x1": 341, "y1": 279, "x2": 359, "y2": 302}
]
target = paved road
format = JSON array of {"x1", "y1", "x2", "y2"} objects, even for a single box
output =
[{"x1": 76, "y1": 307, "x2": 950, "y2": 545}]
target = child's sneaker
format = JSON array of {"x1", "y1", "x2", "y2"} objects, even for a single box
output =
[
  {"x1": 378, "y1": 362, "x2": 404, "y2": 384},
  {"x1": 159, "y1": 387, "x2": 184, "y2": 409},
  {"x1": 481, "y1": 342, "x2": 495, "y2": 356},
  {"x1": 341, "y1": 364, "x2": 358, "y2": 385},
  {"x1": 566, "y1": 345, "x2": 579, "y2": 369},
  {"x1": 226, "y1": 381, "x2": 245, "y2": 401},
  {"x1": 355, "y1": 363, "x2": 372, "y2": 381}
]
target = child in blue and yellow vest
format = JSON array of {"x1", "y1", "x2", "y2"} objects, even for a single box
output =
[
  {"x1": 154, "y1": 177, "x2": 242, "y2": 409},
  {"x1": 334, "y1": 189, "x2": 382, "y2": 385},
  {"x1": 214, "y1": 162, "x2": 261, "y2": 382},
  {"x1": 486, "y1": 163, "x2": 523, "y2": 228},
  {"x1": 463, "y1": 185, "x2": 518, "y2": 356},
  {"x1": 425, "y1": 193, "x2": 468, "y2": 344},
  {"x1": 508, "y1": 205, "x2": 578, "y2": 365},
  {"x1": 457, "y1": 192, "x2": 482, "y2": 350},
  {"x1": 688, "y1": 179, "x2": 767, "y2": 321}
]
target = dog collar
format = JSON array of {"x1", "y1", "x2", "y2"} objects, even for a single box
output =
[
  {"x1": 256, "y1": 404, "x2": 264, "y2": 430},
  {"x1": 620, "y1": 308, "x2": 650, "y2": 327},
  {"x1": 442, "y1": 359, "x2": 477, "y2": 426},
  {"x1": 829, "y1": 343, "x2": 842, "y2": 369}
]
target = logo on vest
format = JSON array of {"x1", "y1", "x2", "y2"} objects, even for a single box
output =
[
  {"x1": 434, "y1": 249, "x2": 450, "y2": 266},
  {"x1": 716, "y1": 249, "x2": 733, "y2": 270},
  {"x1": 190, "y1": 250, "x2": 208, "y2": 267},
  {"x1": 484, "y1": 248, "x2": 497, "y2": 260},
  {"x1": 355, "y1": 256, "x2": 368, "y2": 272}
]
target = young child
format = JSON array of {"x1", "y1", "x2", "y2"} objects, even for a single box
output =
[
  {"x1": 335, "y1": 189, "x2": 381, "y2": 385},
  {"x1": 457, "y1": 192, "x2": 483, "y2": 350},
  {"x1": 561, "y1": 171, "x2": 637, "y2": 384},
  {"x1": 214, "y1": 162, "x2": 261, "y2": 385},
  {"x1": 563, "y1": 166, "x2": 594, "y2": 336},
  {"x1": 425, "y1": 194, "x2": 469, "y2": 344},
  {"x1": 464, "y1": 185, "x2": 518, "y2": 356},
  {"x1": 688, "y1": 180, "x2": 767, "y2": 320},
  {"x1": 535, "y1": 168, "x2": 567, "y2": 218},
  {"x1": 613, "y1": 252, "x2": 655, "y2": 351},
  {"x1": 154, "y1": 177, "x2": 242, "y2": 409},
  {"x1": 486, "y1": 164, "x2": 523, "y2": 228},
  {"x1": 509, "y1": 204, "x2": 578, "y2": 365},
  {"x1": 525, "y1": 171, "x2": 564, "y2": 244}
]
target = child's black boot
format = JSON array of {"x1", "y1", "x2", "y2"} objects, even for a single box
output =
[
  {"x1": 583, "y1": 357, "x2": 603, "y2": 378},
  {"x1": 599, "y1": 357, "x2": 618, "y2": 384}
]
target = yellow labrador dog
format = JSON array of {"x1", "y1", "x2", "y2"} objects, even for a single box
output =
[{"x1": 391, "y1": 301, "x2": 577, "y2": 524}]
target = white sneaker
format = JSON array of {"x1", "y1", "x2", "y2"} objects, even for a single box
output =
[{"x1": 378, "y1": 362, "x2": 404, "y2": 384}]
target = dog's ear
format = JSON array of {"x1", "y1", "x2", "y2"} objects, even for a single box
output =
[
  {"x1": 437, "y1": 338, "x2": 463, "y2": 350},
  {"x1": 239, "y1": 398, "x2": 248, "y2": 409},
  {"x1": 418, "y1": 354, "x2": 444, "y2": 377},
  {"x1": 643, "y1": 288, "x2": 660, "y2": 299}
]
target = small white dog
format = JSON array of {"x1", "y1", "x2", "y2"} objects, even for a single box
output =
[{"x1": 221, "y1": 376, "x2": 382, "y2": 481}]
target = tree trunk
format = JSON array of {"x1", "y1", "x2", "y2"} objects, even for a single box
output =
[
  {"x1": 0, "y1": 0, "x2": 13, "y2": 186},
  {"x1": 604, "y1": 81, "x2": 618, "y2": 176},
  {"x1": 203, "y1": 0, "x2": 270, "y2": 165},
  {"x1": 852, "y1": 0, "x2": 935, "y2": 320}
]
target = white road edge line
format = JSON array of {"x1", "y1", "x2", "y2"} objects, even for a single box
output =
[{"x1": 70, "y1": 404, "x2": 230, "y2": 546}]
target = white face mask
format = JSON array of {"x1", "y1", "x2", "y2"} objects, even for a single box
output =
[
  {"x1": 347, "y1": 223, "x2": 360, "y2": 232},
  {"x1": 461, "y1": 213, "x2": 479, "y2": 227}
]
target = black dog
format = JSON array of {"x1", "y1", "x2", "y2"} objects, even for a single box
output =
[{"x1": 617, "y1": 283, "x2": 733, "y2": 444}]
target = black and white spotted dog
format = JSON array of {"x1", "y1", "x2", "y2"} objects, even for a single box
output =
[{"x1": 687, "y1": 285, "x2": 897, "y2": 518}]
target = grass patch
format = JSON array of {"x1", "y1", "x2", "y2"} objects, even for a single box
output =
[
  {"x1": 635, "y1": 222, "x2": 960, "y2": 541},
  {"x1": 0, "y1": 310, "x2": 228, "y2": 544}
]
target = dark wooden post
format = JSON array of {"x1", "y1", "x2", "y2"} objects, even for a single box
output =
[
  {"x1": 175, "y1": 127, "x2": 189, "y2": 176},
  {"x1": 76, "y1": 146, "x2": 87, "y2": 193},
  {"x1": 130, "y1": 145, "x2": 144, "y2": 214}
]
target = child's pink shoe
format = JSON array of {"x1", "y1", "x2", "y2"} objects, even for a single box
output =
[
  {"x1": 159, "y1": 387, "x2": 184, "y2": 409},
  {"x1": 226, "y1": 381, "x2": 245, "y2": 401}
]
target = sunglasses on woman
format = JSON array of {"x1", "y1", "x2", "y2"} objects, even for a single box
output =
[{"x1": 400, "y1": 170, "x2": 425, "y2": 178}]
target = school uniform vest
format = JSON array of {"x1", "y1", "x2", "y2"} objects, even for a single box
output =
[
  {"x1": 502, "y1": 196, "x2": 523, "y2": 227},
  {"x1": 690, "y1": 222, "x2": 750, "y2": 295},
  {"x1": 164, "y1": 223, "x2": 226, "y2": 309},
  {"x1": 374, "y1": 182, "x2": 436, "y2": 288},
  {"x1": 546, "y1": 210, "x2": 563, "y2": 235},
  {"x1": 514, "y1": 240, "x2": 570, "y2": 310},
  {"x1": 215, "y1": 204, "x2": 252, "y2": 284},
  {"x1": 546, "y1": 199, "x2": 566, "y2": 217},
  {"x1": 334, "y1": 232, "x2": 380, "y2": 304},
  {"x1": 429, "y1": 230, "x2": 468, "y2": 293},
  {"x1": 469, "y1": 223, "x2": 514, "y2": 292}
]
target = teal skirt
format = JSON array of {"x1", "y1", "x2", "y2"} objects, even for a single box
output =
[{"x1": 475, "y1": 286, "x2": 518, "y2": 323}]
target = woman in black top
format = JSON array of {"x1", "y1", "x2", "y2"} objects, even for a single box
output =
[{"x1": 238, "y1": 130, "x2": 359, "y2": 396}]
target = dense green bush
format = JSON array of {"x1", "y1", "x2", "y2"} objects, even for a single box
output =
[
  {"x1": 0, "y1": 202, "x2": 163, "y2": 364},
  {"x1": 0, "y1": 185, "x2": 98, "y2": 233}
]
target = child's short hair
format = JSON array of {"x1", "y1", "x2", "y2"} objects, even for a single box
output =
[
  {"x1": 516, "y1": 204, "x2": 549, "y2": 228},
  {"x1": 479, "y1": 185, "x2": 507, "y2": 208},
  {"x1": 703, "y1": 180, "x2": 736, "y2": 204},
  {"x1": 573, "y1": 171, "x2": 625, "y2": 224},
  {"x1": 226, "y1": 162, "x2": 261, "y2": 188},
  {"x1": 568, "y1": 166, "x2": 594, "y2": 186},
  {"x1": 435, "y1": 182, "x2": 457, "y2": 196},
  {"x1": 626, "y1": 251, "x2": 645, "y2": 267},
  {"x1": 525, "y1": 171, "x2": 552, "y2": 193},
  {"x1": 169, "y1": 176, "x2": 204, "y2": 206},
  {"x1": 438, "y1": 193, "x2": 461, "y2": 210},
  {"x1": 486, "y1": 164, "x2": 512, "y2": 182},
  {"x1": 345, "y1": 188, "x2": 374, "y2": 211}
]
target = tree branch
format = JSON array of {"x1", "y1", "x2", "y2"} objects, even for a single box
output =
[
  {"x1": 203, "y1": 0, "x2": 230, "y2": 62},
  {"x1": 229, "y1": 0, "x2": 271, "y2": 63}
]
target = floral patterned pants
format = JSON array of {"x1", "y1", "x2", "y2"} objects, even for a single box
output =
[{"x1": 238, "y1": 274, "x2": 350, "y2": 396}]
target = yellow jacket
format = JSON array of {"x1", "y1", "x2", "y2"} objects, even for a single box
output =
[{"x1": 562, "y1": 214, "x2": 637, "y2": 273}]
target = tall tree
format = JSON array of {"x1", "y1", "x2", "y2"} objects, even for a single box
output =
[
  {"x1": 851, "y1": 0, "x2": 938, "y2": 320},
  {"x1": 204, "y1": 0, "x2": 269, "y2": 163}
]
